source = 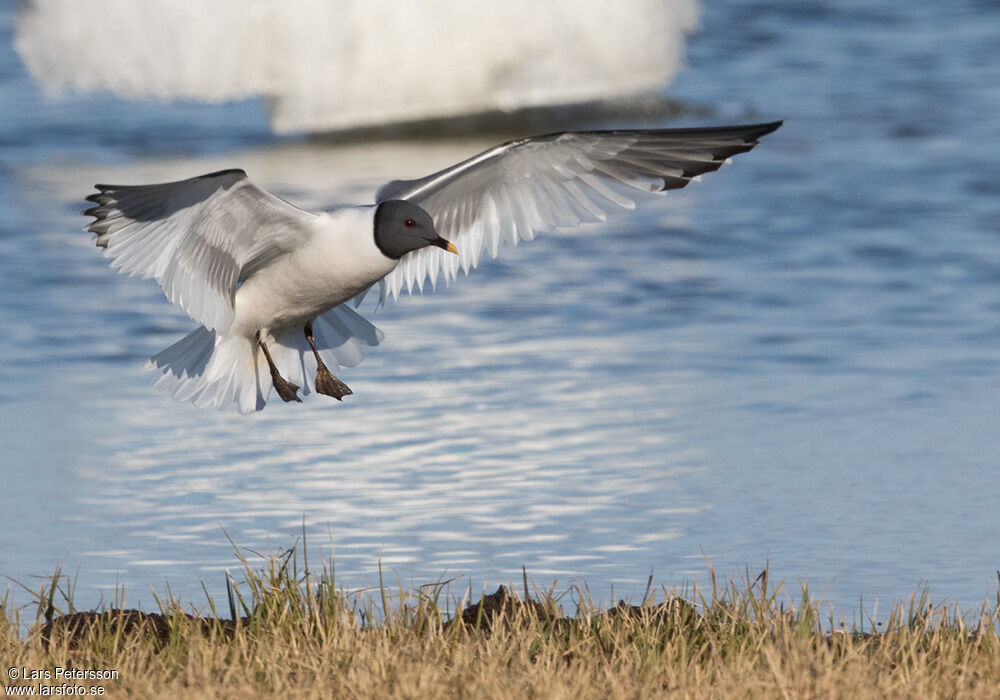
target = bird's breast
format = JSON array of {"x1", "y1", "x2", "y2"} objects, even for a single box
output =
[{"x1": 232, "y1": 206, "x2": 396, "y2": 335}]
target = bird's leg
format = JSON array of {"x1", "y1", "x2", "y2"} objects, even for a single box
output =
[
  {"x1": 304, "y1": 320, "x2": 353, "y2": 400},
  {"x1": 256, "y1": 330, "x2": 301, "y2": 403}
]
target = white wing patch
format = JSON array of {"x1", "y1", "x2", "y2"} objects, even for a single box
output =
[{"x1": 86, "y1": 169, "x2": 316, "y2": 333}]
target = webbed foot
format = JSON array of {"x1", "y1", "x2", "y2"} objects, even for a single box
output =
[
  {"x1": 257, "y1": 330, "x2": 302, "y2": 403},
  {"x1": 315, "y1": 365, "x2": 352, "y2": 400},
  {"x1": 272, "y1": 374, "x2": 302, "y2": 403}
]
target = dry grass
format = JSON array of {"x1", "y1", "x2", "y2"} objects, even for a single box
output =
[{"x1": 2, "y1": 540, "x2": 999, "y2": 699}]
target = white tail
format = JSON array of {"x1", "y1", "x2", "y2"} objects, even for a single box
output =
[{"x1": 146, "y1": 305, "x2": 384, "y2": 413}]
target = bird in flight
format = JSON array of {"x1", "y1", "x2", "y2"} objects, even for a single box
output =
[{"x1": 85, "y1": 121, "x2": 782, "y2": 413}]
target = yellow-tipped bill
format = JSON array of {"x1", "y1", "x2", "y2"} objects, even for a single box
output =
[{"x1": 434, "y1": 237, "x2": 459, "y2": 255}]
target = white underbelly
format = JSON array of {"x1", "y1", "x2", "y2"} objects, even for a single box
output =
[{"x1": 229, "y1": 207, "x2": 395, "y2": 337}]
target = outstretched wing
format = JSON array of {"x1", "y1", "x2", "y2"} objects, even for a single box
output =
[
  {"x1": 85, "y1": 169, "x2": 317, "y2": 333},
  {"x1": 376, "y1": 121, "x2": 782, "y2": 300}
]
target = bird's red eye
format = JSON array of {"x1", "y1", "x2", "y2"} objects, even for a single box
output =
[{"x1": 404, "y1": 218, "x2": 416, "y2": 228}]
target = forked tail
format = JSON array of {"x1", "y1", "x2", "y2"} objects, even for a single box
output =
[{"x1": 145, "y1": 305, "x2": 384, "y2": 413}]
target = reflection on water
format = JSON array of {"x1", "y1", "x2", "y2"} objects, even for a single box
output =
[{"x1": 2, "y1": 1, "x2": 1000, "y2": 614}]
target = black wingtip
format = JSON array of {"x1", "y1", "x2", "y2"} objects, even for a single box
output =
[
  {"x1": 721, "y1": 120, "x2": 783, "y2": 144},
  {"x1": 195, "y1": 168, "x2": 247, "y2": 181},
  {"x1": 753, "y1": 120, "x2": 784, "y2": 138}
]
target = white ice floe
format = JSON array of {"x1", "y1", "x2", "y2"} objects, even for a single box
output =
[{"x1": 15, "y1": 0, "x2": 699, "y2": 133}]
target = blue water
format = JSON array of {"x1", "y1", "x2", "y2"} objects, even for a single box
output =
[{"x1": 2, "y1": 1, "x2": 999, "y2": 617}]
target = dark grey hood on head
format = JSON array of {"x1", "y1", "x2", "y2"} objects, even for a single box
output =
[{"x1": 373, "y1": 199, "x2": 457, "y2": 260}]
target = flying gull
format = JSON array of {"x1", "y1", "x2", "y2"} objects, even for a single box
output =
[{"x1": 84, "y1": 121, "x2": 782, "y2": 413}]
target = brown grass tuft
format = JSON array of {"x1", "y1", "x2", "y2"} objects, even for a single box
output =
[{"x1": 2, "y1": 540, "x2": 999, "y2": 698}]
